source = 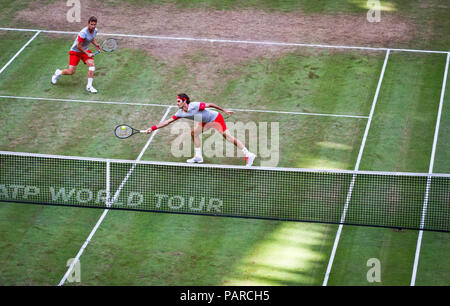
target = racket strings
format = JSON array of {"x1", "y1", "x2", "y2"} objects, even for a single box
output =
[
  {"x1": 103, "y1": 39, "x2": 118, "y2": 52},
  {"x1": 115, "y1": 125, "x2": 133, "y2": 138}
]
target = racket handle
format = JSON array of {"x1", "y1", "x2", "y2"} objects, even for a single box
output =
[
  {"x1": 140, "y1": 130, "x2": 147, "y2": 133},
  {"x1": 93, "y1": 51, "x2": 100, "y2": 55}
]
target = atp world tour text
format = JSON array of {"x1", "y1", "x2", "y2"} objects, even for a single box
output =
[{"x1": 0, "y1": 184, "x2": 223, "y2": 213}]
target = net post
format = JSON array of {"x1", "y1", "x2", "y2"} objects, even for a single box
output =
[{"x1": 106, "y1": 160, "x2": 111, "y2": 208}]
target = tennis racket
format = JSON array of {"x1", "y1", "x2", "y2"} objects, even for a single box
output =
[
  {"x1": 114, "y1": 124, "x2": 146, "y2": 139},
  {"x1": 94, "y1": 38, "x2": 118, "y2": 55}
]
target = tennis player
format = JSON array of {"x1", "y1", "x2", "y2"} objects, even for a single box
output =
[
  {"x1": 51, "y1": 16, "x2": 102, "y2": 93},
  {"x1": 146, "y1": 93, "x2": 257, "y2": 166}
]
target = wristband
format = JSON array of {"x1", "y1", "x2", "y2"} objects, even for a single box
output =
[{"x1": 151, "y1": 125, "x2": 158, "y2": 131}]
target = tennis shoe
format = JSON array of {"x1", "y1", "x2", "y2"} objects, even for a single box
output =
[
  {"x1": 187, "y1": 156, "x2": 203, "y2": 163},
  {"x1": 245, "y1": 152, "x2": 256, "y2": 167},
  {"x1": 86, "y1": 85, "x2": 98, "y2": 93},
  {"x1": 51, "y1": 69, "x2": 62, "y2": 84}
]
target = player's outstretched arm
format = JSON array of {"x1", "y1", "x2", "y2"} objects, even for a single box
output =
[
  {"x1": 145, "y1": 117, "x2": 176, "y2": 134},
  {"x1": 205, "y1": 103, "x2": 234, "y2": 116}
]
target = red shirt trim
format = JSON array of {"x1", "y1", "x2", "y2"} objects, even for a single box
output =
[{"x1": 77, "y1": 35, "x2": 85, "y2": 42}]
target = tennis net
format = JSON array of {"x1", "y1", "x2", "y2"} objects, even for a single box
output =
[{"x1": 1, "y1": 151, "x2": 449, "y2": 232}]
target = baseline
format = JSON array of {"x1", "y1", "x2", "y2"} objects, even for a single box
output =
[{"x1": 0, "y1": 27, "x2": 449, "y2": 55}]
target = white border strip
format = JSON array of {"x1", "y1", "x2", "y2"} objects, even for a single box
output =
[
  {"x1": 3, "y1": 150, "x2": 450, "y2": 178},
  {"x1": 57, "y1": 106, "x2": 172, "y2": 286},
  {"x1": 322, "y1": 49, "x2": 391, "y2": 286},
  {"x1": 410, "y1": 52, "x2": 449, "y2": 286},
  {"x1": 0, "y1": 27, "x2": 449, "y2": 54},
  {"x1": 0, "y1": 30, "x2": 41, "y2": 75},
  {"x1": 0, "y1": 95, "x2": 369, "y2": 119}
]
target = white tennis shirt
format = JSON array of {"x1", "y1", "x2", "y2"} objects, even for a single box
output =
[
  {"x1": 172, "y1": 102, "x2": 219, "y2": 123},
  {"x1": 70, "y1": 27, "x2": 98, "y2": 53}
]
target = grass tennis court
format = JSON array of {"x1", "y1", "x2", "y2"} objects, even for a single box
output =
[{"x1": 0, "y1": 0, "x2": 449, "y2": 286}]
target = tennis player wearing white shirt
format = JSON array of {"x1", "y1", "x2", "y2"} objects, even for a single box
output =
[
  {"x1": 51, "y1": 16, "x2": 102, "y2": 93},
  {"x1": 146, "y1": 93, "x2": 256, "y2": 166}
]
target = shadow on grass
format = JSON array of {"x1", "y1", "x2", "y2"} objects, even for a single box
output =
[{"x1": 75, "y1": 209, "x2": 337, "y2": 285}]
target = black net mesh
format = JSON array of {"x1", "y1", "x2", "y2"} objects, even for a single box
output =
[{"x1": 1, "y1": 153, "x2": 449, "y2": 232}]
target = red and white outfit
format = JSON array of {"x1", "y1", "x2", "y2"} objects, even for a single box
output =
[
  {"x1": 164, "y1": 101, "x2": 256, "y2": 166},
  {"x1": 69, "y1": 27, "x2": 98, "y2": 66},
  {"x1": 172, "y1": 102, "x2": 227, "y2": 133}
]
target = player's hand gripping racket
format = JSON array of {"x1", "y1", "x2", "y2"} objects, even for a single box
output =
[
  {"x1": 223, "y1": 110, "x2": 235, "y2": 119},
  {"x1": 114, "y1": 124, "x2": 146, "y2": 139},
  {"x1": 94, "y1": 38, "x2": 118, "y2": 55}
]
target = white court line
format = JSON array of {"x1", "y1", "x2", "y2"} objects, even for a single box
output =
[
  {"x1": 410, "y1": 52, "x2": 450, "y2": 286},
  {"x1": 0, "y1": 27, "x2": 449, "y2": 54},
  {"x1": 0, "y1": 95, "x2": 369, "y2": 119},
  {"x1": 322, "y1": 49, "x2": 391, "y2": 286},
  {"x1": 0, "y1": 30, "x2": 41, "y2": 75},
  {"x1": 58, "y1": 106, "x2": 172, "y2": 286}
]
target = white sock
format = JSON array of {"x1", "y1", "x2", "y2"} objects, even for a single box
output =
[
  {"x1": 195, "y1": 147, "x2": 202, "y2": 158},
  {"x1": 87, "y1": 78, "x2": 93, "y2": 87},
  {"x1": 242, "y1": 147, "x2": 249, "y2": 157},
  {"x1": 56, "y1": 69, "x2": 62, "y2": 75}
]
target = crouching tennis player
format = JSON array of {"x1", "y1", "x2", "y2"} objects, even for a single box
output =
[
  {"x1": 51, "y1": 16, "x2": 102, "y2": 93},
  {"x1": 146, "y1": 93, "x2": 257, "y2": 166}
]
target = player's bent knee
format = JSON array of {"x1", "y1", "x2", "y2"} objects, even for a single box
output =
[
  {"x1": 192, "y1": 128, "x2": 202, "y2": 136},
  {"x1": 67, "y1": 65, "x2": 76, "y2": 74}
]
